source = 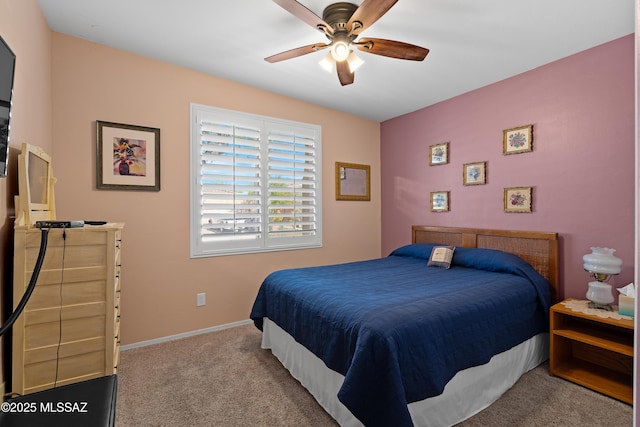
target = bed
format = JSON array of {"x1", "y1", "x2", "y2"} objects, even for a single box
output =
[{"x1": 250, "y1": 225, "x2": 559, "y2": 426}]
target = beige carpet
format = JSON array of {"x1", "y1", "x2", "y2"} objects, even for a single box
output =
[{"x1": 116, "y1": 323, "x2": 632, "y2": 427}]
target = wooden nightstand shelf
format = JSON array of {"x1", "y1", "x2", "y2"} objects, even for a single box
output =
[{"x1": 550, "y1": 299, "x2": 634, "y2": 404}]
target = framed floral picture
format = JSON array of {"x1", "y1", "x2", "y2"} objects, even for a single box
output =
[
  {"x1": 463, "y1": 161, "x2": 487, "y2": 185},
  {"x1": 430, "y1": 191, "x2": 450, "y2": 212},
  {"x1": 96, "y1": 120, "x2": 161, "y2": 191},
  {"x1": 429, "y1": 142, "x2": 449, "y2": 165},
  {"x1": 504, "y1": 187, "x2": 532, "y2": 213},
  {"x1": 503, "y1": 125, "x2": 533, "y2": 155}
]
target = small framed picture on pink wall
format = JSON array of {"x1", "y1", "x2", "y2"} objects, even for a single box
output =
[
  {"x1": 430, "y1": 191, "x2": 450, "y2": 212},
  {"x1": 503, "y1": 124, "x2": 533, "y2": 155},
  {"x1": 504, "y1": 187, "x2": 532, "y2": 213},
  {"x1": 463, "y1": 161, "x2": 487, "y2": 185},
  {"x1": 96, "y1": 120, "x2": 161, "y2": 191},
  {"x1": 429, "y1": 142, "x2": 449, "y2": 165}
]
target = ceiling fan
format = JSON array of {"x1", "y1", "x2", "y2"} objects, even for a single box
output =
[{"x1": 265, "y1": 0, "x2": 429, "y2": 86}]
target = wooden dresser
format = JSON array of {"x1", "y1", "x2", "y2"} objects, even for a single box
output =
[{"x1": 12, "y1": 223, "x2": 123, "y2": 395}]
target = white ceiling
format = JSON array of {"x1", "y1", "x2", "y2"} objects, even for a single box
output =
[{"x1": 36, "y1": 0, "x2": 634, "y2": 122}]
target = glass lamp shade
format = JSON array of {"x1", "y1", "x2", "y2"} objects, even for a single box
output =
[
  {"x1": 346, "y1": 50, "x2": 364, "y2": 73},
  {"x1": 319, "y1": 52, "x2": 335, "y2": 73},
  {"x1": 583, "y1": 247, "x2": 622, "y2": 277},
  {"x1": 320, "y1": 50, "x2": 364, "y2": 74}
]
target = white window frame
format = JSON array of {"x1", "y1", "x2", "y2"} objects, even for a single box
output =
[{"x1": 190, "y1": 103, "x2": 322, "y2": 257}]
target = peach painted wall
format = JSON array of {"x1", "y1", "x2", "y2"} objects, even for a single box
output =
[
  {"x1": 381, "y1": 35, "x2": 635, "y2": 302},
  {"x1": 0, "y1": 0, "x2": 52, "y2": 391},
  {"x1": 50, "y1": 33, "x2": 381, "y2": 345}
]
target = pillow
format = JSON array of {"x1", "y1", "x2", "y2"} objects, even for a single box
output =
[
  {"x1": 389, "y1": 243, "x2": 437, "y2": 260},
  {"x1": 427, "y1": 245, "x2": 455, "y2": 268}
]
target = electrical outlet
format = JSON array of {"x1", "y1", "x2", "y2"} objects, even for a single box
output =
[{"x1": 196, "y1": 292, "x2": 206, "y2": 307}]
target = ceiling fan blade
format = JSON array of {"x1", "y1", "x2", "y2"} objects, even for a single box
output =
[
  {"x1": 356, "y1": 38, "x2": 429, "y2": 61},
  {"x1": 347, "y1": 0, "x2": 398, "y2": 35},
  {"x1": 273, "y1": 0, "x2": 333, "y2": 35},
  {"x1": 265, "y1": 43, "x2": 329, "y2": 63},
  {"x1": 336, "y1": 61, "x2": 354, "y2": 86}
]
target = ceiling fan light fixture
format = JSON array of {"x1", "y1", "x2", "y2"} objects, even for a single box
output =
[
  {"x1": 319, "y1": 52, "x2": 335, "y2": 73},
  {"x1": 346, "y1": 50, "x2": 364, "y2": 73},
  {"x1": 330, "y1": 36, "x2": 350, "y2": 62}
]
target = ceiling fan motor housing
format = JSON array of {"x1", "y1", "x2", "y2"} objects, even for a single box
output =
[{"x1": 322, "y1": 2, "x2": 358, "y2": 33}]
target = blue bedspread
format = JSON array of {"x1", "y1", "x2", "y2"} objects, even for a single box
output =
[{"x1": 250, "y1": 245, "x2": 551, "y2": 426}]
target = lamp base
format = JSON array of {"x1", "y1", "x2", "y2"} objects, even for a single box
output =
[
  {"x1": 587, "y1": 301, "x2": 613, "y2": 311},
  {"x1": 586, "y1": 281, "x2": 614, "y2": 309}
]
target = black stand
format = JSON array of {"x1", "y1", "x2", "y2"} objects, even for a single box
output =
[{"x1": 0, "y1": 375, "x2": 117, "y2": 427}]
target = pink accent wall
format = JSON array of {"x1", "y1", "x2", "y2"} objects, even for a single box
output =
[{"x1": 381, "y1": 35, "x2": 635, "y2": 302}]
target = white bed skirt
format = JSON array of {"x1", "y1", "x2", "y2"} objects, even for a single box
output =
[{"x1": 261, "y1": 318, "x2": 548, "y2": 427}]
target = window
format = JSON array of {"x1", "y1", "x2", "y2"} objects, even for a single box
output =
[{"x1": 190, "y1": 104, "x2": 322, "y2": 257}]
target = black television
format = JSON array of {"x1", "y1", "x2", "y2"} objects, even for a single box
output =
[{"x1": 0, "y1": 34, "x2": 16, "y2": 178}]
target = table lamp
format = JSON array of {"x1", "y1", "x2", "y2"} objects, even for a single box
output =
[{"x1": 583, "y1": 247, "x2": 622, "y2": 310}]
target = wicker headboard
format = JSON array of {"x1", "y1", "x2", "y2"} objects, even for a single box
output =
[{"x1": 412, "y1": 225, "x2": 559, "y2": 302}]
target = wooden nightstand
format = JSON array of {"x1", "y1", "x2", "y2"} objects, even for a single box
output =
[{"x1": 550, "y1": 299, "x2": 634, "y2": 404}]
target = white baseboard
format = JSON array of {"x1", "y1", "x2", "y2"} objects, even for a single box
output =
[{"x1": 121, "y1": 319, "x2": 253, "y2": 351}]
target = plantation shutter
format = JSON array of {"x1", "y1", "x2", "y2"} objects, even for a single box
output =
[
  {"x1": 267, "y1": 128, "x2": 318, "y2": 245},
  {"x1": 190, "y1": 104, "x2": 321, "y2": 257},
  {"x1": 198, "y1": 119, "x2": 262, "y2": 241}
]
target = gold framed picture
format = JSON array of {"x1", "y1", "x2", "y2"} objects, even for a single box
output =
[
  {"x1": 504, "y1": 187, "x2": 532, "y2": 212},
  {"x1": 463, "y1": 161, "x2": 487, "y2": 185},
  {"x1": 430, "y1": 191, "x2": 450, "y2": 212},
  {"x1": 503, "y1": 125, "x2": 533, "y2": 155},
  {"x1": 335, "y1": 162, "x2": 370, "y2": 201},
  {"x1": 429, "y1": 142, "x2": 449, "y2": 166}
]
